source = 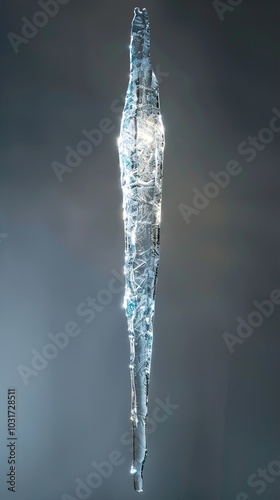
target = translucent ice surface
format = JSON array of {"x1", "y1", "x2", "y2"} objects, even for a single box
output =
[{"x1": 118, "y1": 7, "x2": 165, "y2": 492}]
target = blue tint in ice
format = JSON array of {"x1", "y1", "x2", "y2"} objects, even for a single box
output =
[{"x1": 118, "y1": 7, "x2": 165, "y2": 493}]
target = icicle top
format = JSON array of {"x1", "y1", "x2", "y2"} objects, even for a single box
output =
[{"x1": 130, "y1": 7, "x2": 150, "y2": 68}]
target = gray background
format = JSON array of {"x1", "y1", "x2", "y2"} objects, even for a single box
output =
[{"x1": 0, "y1": 0, "x2": 280, "y2": 499}]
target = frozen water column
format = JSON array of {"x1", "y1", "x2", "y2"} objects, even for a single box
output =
[{"x1": 118, "y1": 7, "x2": 165, "y2": 493}]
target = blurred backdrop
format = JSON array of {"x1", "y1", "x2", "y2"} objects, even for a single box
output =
[{"x1": 0, "y1": 1, "x2": 280, "y2": 499}]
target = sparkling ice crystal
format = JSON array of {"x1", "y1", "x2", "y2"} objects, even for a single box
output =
[{"x1": 118, "y1": 7, "x2": 165, "y2": 492}]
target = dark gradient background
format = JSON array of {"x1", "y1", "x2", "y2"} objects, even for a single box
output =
[{"x1": 0, "y1": 1, "x2": 280, "y2": 499}]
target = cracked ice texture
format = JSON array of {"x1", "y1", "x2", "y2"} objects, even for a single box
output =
[{"x1": 118, "y1": 7, "x2": 165, "y2": 493}]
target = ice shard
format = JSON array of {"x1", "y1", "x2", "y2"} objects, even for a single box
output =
[{"x1": 118, "y1": 7, "x2": 165, "y2": 492}]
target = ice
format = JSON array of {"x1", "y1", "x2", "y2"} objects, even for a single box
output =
[{"x1": 118, "y1": 7, "x2": 165, "y2": 492}]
